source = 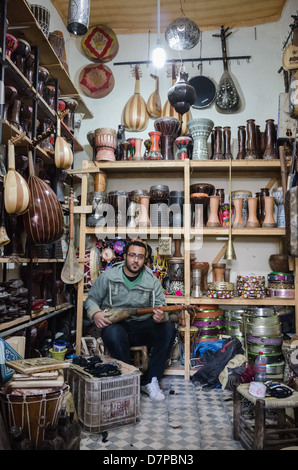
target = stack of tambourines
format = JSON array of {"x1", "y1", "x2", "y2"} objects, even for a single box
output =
[
  {"x1": 206, "y1": 281, "x2": 235, "y2": 299},
  {"x1": 266, "y1": 272, "x2": 295, "y2": 299},
  {"x1": 236, "y1": 275, "x2": 266, "y2": 299},
  {"x1": 191, "y1": 305, "x2": 224, "y2": 343},
  {"x1": 244, "y1": 306, "x2": 284, "y2": 376},
  {"x1": 222, "y1": 307, "x2": 246, "y2": 340}
]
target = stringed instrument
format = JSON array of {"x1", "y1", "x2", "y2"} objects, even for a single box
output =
[
  {"x1": 54, "y1": 110, "x2": 73, "y2": 169},
  {"x1": 146, "y1": 74, "x2": 162, "y2": 119},
  {"x1": 4, "y1": 135, "x2": 30, "y2": 216},
  {"x1": 122, "y1": 65, "x2": 149, "y2": 132},
  {"x1": 213, "y1": 25, "x2": 241, "y2": 114},
  {"x1": 282, "y1": 15, "x2": 298, "y2": 72},
  {"x1": 23, "y1": 148, "x2": 64, "y2": 245},
  {"x1": 162, "y1": 61, "x2": 191, "y2": 136}
]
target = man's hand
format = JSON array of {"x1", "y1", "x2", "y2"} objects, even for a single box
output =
[
  {"x1": 152, "y1": 304, "x2": 166, "y2": 323},
  {"x1": 93, "y1": 311, "x2": 112, "y2": 329}
]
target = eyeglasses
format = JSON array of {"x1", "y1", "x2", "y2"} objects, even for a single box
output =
[{"x1": 127, "y1": 253, "x2": 145, "y2": 261}]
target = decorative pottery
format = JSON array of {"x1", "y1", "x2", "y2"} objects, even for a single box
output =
[
  {"x1": 131, "y1": 191, "x2": 150, "y2": 227},
  {"x1": 7, "y1": 98, "x2": 22, "y2": 131},
  {"x1": 146, "y1": 131, "x2": 162, "y2": 160},
  {"x1": 187, "y1": 118, "x2": 214, "y2": 160},
  {"x1": 245, "y1": 119, "x2": 258, "y2": 159},
  {"x1": 272, "y1": 186, "x2": 285, "y2": 228},
  {"x1": 259, "y1": 187, "x2": 270, "y2": 225},
  {"x1": 191, "y1": 268, "x2": 203, "y2": 297},
  {"x1": 175, "y1": 136, "x2": 191, "y2": 160},
  {"x1": 38, "y1": 119, "x2": 54, "y2": 152},
  {"x1": 168, "y1": 70, "x2": 196, "y2": 115},
  {"x1": 190, "y1": 183, "x2": 215, "y2": 196},
  {"x1": 232, "y1": 198, "x2": 245, "y2": 228},
  {"x1": 147, "y1": 74, "x2": 162, "y2": 119},
  {"x1": 81, "y1": 25, "x2": 119, "y2": 63},
  {"x1": 231, "y1": 190, "x2": 252, "y2": 225},
  {"x1": 216, "y1": 188, "x2": 225, "y2": 205},
  {"x1": 143, "y1": 139, "x2": 151, "y2": 159},
  {"x1": 108, "y1": 191, "x2": 128, "y2": 227},
  {"x1": 79, "y1": 63, "x2": 115, "y2": 99},
  {"x1": 263, "y1": 119, "x2": 278, "y2": 159},
  {"x1": 132, "y1": 138, "x2": 143, "y2": 160},
  {"x1": 150, "y1": 185, "x2": 169, "y2": 227},
  {"x1": 269, "y1": 254, "x2": 290, "y2": 273},
  {"x1": 169, "y1": 190, "x2": 184, "y2": 227},
  {"x1": 219, "y1": 203, "x2": 232, "y2": 227},
  {"x1": 165, "y1": 16, "x2": 200, "y2": 51},
  {"x1": 119, "y1": 141, "x2": 130, "y2": 161},
  {"x1": 167, "y1": 258, "x2": 184, "y2": 281},
  {"x1": 20, "y1": 105, "x2": 33, "y2": 137},
  {"x1": 25, "y1": 53, "x2": 35, "y2": 84},
  {"x1": 44, "y1": 85, "x2": 56, "y2": 110},
  {"x1": 94, "y1": 128, "x2": 117, "y2": 161},
  {"x1": 212, "y1": 263, "x2": 226, "y2": 282},
  {"x1": 86, "y1": 192, "x2": 107, "y2": 227},
  {"x1": 206, "y1": 195, "x2": 221, "y2": 227},
  {"x1": 11, "y1": 39, "x2": 31, "y2": 75},
  {"x1": 48, "y1": 31, "x2": 65, "y2": 60},
  {"x1": 37, "y1": 66, "x2": 49, "y2": 96},
  {"x1": 191, "y1": 261, "x2": 209, "y2": 293},
  {"x1": 190, "y1": 194, "x2": 209, "y2": 227},
  {"x1": 154, "y1": 117, "x2": 181, "y2": 160},
  {"x1": 212, "y1": 126, "x2": 223, "y2": 159},
  {"x1": 122, "y1": 66, "x2": 149, "y2": 132},
  {"x1": 30, "y1": 4, "x2": 51, "y2": 37},
  {"x1": 236, "y1": 125, "x2": 246, "y2": 159},
  {"x1": 5, "y1": 34, "x2": 18, "y2": 59},
  {"x1": 246, "y1": 197, "x2": 260, "y2": 227},
  {"x1": 115, "y1": 124, "x2": 125, "y2": 160},
  {"x1": 223, "y1": 126, "x2": 233, "y2": 159},
  {"x1": 63, "y1": 98, "x2": 79, "y2": 132},
  {"x1": 262, "y1": 196, "x2": 277, "y2": 227},
  {"x1": 3, "y1": 86, "x2": 17, "y2": 120}
]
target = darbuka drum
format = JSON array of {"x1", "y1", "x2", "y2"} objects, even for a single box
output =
[
  {"x1": 94, "y1": 128, "x2": 117, "y2": 161},
  {"x1": 178, "y1": 326, "x2": 198, "y2": 343}
]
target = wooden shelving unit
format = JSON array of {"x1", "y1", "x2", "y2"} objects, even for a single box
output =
[
  {"x1": 70, "y1": 158, "x2": 297, "y2": 380},
  {"x1": 0, "y1": 0, "x2": 92, "y2": 341}
]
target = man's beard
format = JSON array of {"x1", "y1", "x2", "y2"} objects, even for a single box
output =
[{"x1": 125, "y1": 261, "x2": 143, "y2": 275}]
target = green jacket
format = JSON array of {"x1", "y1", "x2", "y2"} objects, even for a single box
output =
[{"x1": 84, "y1": 262, "x2": 167, "y2": 322}]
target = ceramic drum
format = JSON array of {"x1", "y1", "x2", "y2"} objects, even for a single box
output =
[
  {"x1": 187, "y1": 118, "x2": 214, "y2": 160},
  {"x1": 94, "y1": 128, "x2": 117, "y2": 161}
]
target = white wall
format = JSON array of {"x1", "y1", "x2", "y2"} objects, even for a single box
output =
[{"x1": 35, "y1": 0, "x2": 296, "y2": 281}]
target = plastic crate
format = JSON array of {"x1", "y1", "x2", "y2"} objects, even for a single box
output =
[{"x1": 66, "y1": 367, "x2": 141, "y2": 433}]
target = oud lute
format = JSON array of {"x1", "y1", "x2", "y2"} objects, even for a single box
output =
[
  {"x1": 147, "y1": 74, "x2": 161, "y2": 119},
  {"x1": 122, "y1": 65, "x2": 149, "y2": 132}
]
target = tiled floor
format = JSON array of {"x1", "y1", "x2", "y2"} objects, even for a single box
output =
[{"x1": 79, "y1": 376, "x2": 244, "y2": 451}]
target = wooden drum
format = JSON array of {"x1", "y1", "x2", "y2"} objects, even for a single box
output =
[{"x1": 94, "y1": 128, "x2": 117, "y2": 161}]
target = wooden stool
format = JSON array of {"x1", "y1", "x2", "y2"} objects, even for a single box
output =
[
  {"x1": 233, "y1": 383, "x2": 298, "y2": 450},
  {"x1": 130, "y1": 346, "x2": 148, "y2": 373}
]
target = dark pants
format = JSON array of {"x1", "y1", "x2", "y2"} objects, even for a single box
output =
[{"x1": 101, "y1": 318, "x2": 176, "y2": 384}]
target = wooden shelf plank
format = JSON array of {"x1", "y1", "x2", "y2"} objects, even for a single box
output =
[
  {"x1": 7, "y1": 0, "x2": 93, "y2": 119},
  {"x1": 189, "y1": 297, "x2": 295, "y2": 306}
]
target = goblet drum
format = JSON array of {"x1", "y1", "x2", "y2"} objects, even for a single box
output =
[
  {"x1": 154, "y1": 117, "x2": 181, "y2": 160},
  {"x1": 94, "y1": 128, "x2": 117, "y2": 161}
]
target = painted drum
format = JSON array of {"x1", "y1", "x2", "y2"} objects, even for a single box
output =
[
  {"x1": 79, "y1": 63, "x2": 115, "y2": 99},
  {"x1": 81, "y1": 25, "x2": 119, "y2": 63}
]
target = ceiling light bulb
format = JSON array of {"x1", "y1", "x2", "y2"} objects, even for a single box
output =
[{"x1": 152, "y1": 40, "x2": 166, "y2": 68}]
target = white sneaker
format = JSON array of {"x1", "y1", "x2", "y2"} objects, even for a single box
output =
[{"x1": 141, "y1": 377, "x2": 165, "y2": 401}]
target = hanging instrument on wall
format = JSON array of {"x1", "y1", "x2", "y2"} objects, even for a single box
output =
[
  {"x1": 162, "y1": 61, "x2": 192, "y2": 136},
  {"x1": 23, "y1": 148, "x2": 64, "y2": 245},
  {"x1": 146, "y1": 74, "x2": 162, "y2": 119},
  {"x1": 54, "y1": 110, "x2": 73, "y2": 169},
  {"x1": 122, "y1": 65, "x2": 149, "y2": 132},
  {"x1": 213, "y1": 26, "x2": 241, "y2": 114},
  {"x1": 4, "y1": 135, "x2": 30, "y2": 216},
  {"x1": 282, "y1": 15, "x2": 298, "y2": 72}
]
